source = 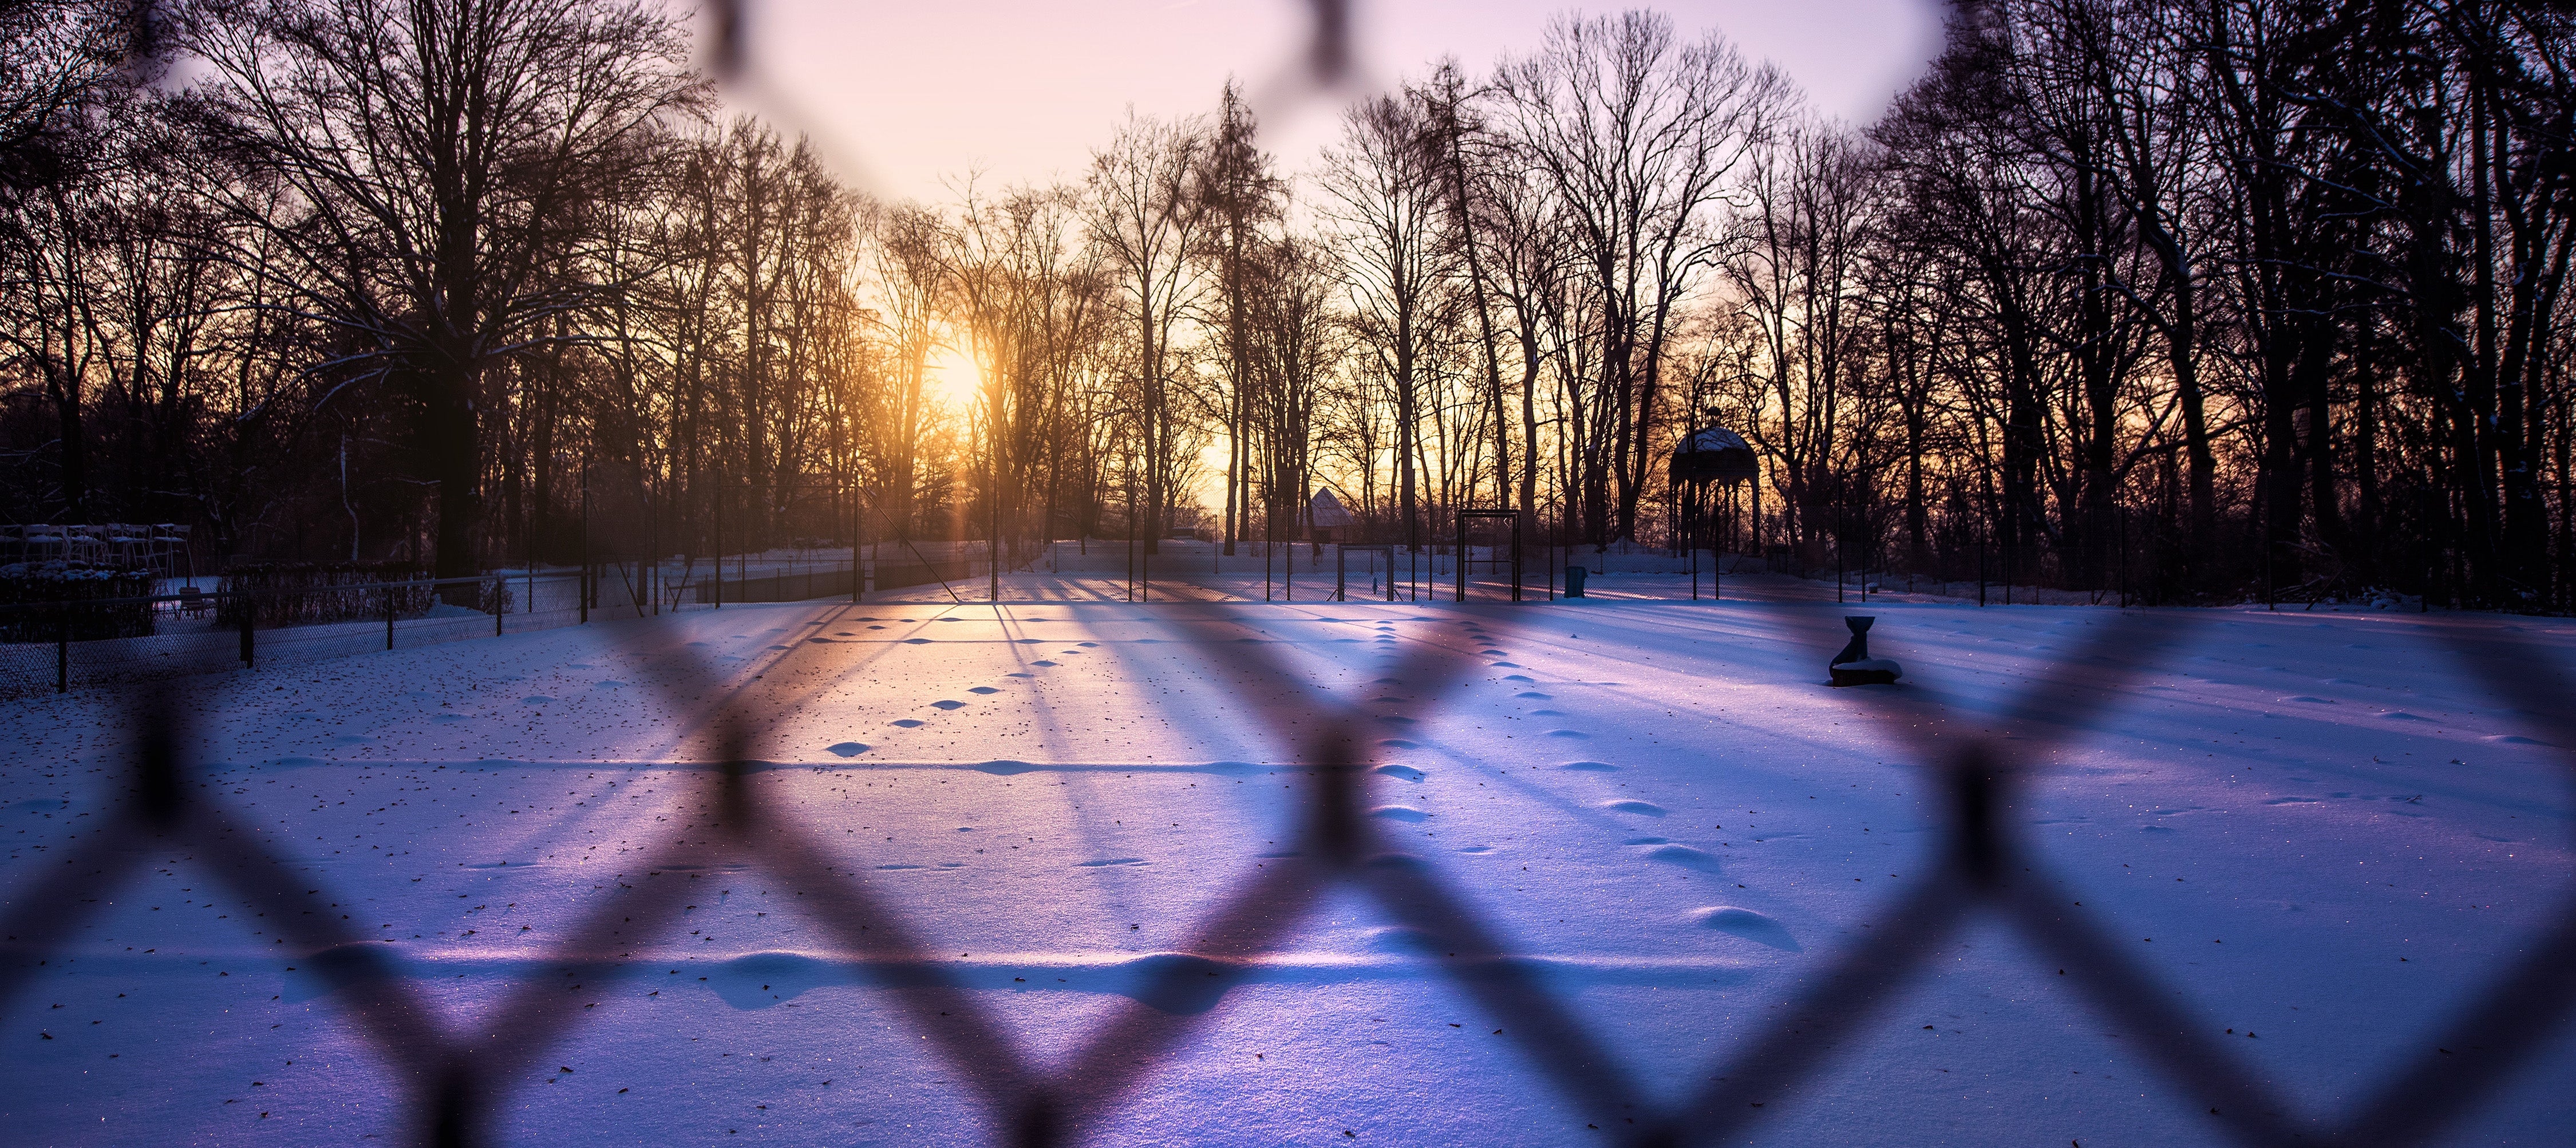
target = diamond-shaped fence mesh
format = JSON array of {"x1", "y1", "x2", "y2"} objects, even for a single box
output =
[
  {"x1": 6, "y1": 3, "x2": 2570, "y2": 1144},
  {"x1": 2, "y1": 595, "x2": 2571, "y2": 1146}
]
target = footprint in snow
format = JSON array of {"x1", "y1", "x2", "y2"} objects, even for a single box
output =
[
  {"x1": 969, "y1": 687, "x2": 1000, "y2": 695},
  {"x1": 521, "y1": 696, "x2": 555, "y2": 705},
  {"x1": 2486, "y1": 734, "x2": 2547, "y2": 745},
  {"x1": 1558, "y1": 761, "x2": 1617, "y2": 772},
  {"x1": 889, "y1": 719, "x2": 926, "y2": 728},
  {"x1": 1076, "y1": 857, "x2": 1145, "y2": 867},
  {"x1": 825, "y1": 743, "x2": 869, "y2": 758},
  {"x1": 1031, "y1": 660, "x2": 1057, "y2": 666},
  {"x1": 1645, "y1": 845, "x2": 1722, "y2": 870},
  {"x1": 930, "y1": 700, "x2": 967, "y2": 710},
  {"x1": 2379, "y1": 711, "x2": 2437, "y2": 721},
  {"x1": 1372, "y1": 764, "x2": 1426, "y2": 782},
  {"x1": 1369, "y1": 806, "x2": 1429, "y2": 822},
  {"x1": 1601, "y1": 799, "x2": 1666, "y2": 816},
  {"x1": 1514, "y1": 692, "x2": 1551, "y2": 699},
  {"x1": 1546, "y1": 729, "x2": 1589, "y2": 739},
  {"x1": 1690, "y1": 906, "x2": 1800, "y2": 950}
]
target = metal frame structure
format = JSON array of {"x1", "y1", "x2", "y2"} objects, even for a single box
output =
[{"x1": 1453, "y1": 508, "x2": 1520, "y2": 602}]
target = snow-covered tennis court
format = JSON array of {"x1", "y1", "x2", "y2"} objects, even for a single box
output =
[{"x1": 2, "y1": 590, "x2": 2569, "y2": 1145}]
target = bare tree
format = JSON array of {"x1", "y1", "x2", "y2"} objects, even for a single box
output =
[
  {"x1": 1494, "y1": 9, "x2": 1788, "y2": 544},
  {"x1": 1088, "y1": 111, "x2": 1208, "y2": 553},
  {"x1": 172, "y1": 0, "x2": 701, "y2": 579},
  {"x1": 1319, "y1": 86, "x2": 1448, "y2": 552}
]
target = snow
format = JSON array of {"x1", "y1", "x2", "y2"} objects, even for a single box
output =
[{"x1": 2, "y1": 587, "x2": 2571, "y2": 1145}]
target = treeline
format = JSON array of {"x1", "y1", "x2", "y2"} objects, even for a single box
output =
[{"x1": 3, "y1": 1, "x2": 2571, "y2": 607}]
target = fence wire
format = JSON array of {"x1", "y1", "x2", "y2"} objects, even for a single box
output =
[
  {"x1": 1, "y1": 599, "x2": 2570, "y2": 1147},
  {"x1": 11, "y1": 3, "x2": 2567, "y2": 1145}
]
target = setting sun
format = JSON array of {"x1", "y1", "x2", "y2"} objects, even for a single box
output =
[{"x1": 924, "y1": 342, "x2": 985, "y2": 411}]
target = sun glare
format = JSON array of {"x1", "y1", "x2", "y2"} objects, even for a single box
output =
[{"x1": 925, "y1": 345, "x2": 984, "y2": 411}]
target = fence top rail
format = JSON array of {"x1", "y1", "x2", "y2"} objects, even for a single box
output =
[{"x1": 0, "y1": 572, "x2": 582, "y2": 614}]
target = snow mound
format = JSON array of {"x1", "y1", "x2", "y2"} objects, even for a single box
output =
[
  {"x1": 1644, "y1": 845, "x2": 1721, "y2": 870},
  {"x1": 1690, "y1": 906, "x2": 1801, "y2": 950}
]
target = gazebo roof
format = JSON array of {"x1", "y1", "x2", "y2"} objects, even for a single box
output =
[
  {"x1": 1672, "y1": 425, "x2": 1759, "y2": 482},
  {"x1": 1682, "y1": 426, "x2": 1751, "y2": 454}
]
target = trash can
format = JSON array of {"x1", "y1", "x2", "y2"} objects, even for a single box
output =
[{"x1": 1564, "y1": 565, "x2": 1587, "y2": 598}]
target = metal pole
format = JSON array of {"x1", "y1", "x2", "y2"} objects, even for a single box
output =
[
  {"x1": 579, "y1": 465, "x2": 590, "y2": 624},
  {"x1": 239, "y1": 596, "x2": 254, "y2": 667},
  {"x1": 713, "y1": 462, "x2": 723, "y2": 610},
  {"x1": 56, "y1": 605, "x2": 69, "y2": 693}
]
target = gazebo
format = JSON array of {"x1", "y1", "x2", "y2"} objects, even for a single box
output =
[{"x1": 1669, "y1": 426, "x2": 1760, "y2": 598}]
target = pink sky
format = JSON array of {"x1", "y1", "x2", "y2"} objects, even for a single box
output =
[{"x1": 717, "y1": 0, "x2": 1951, "y2": 200}]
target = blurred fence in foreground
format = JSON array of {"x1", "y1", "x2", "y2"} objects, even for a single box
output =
[{"x1": 2, "y1": 591, "x2": 2570, "y2": 1147}]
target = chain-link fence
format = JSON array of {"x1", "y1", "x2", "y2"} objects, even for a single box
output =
[
  {"x1": 5, "y1": 3, "x2": 2567, "y2": 1143},
  {"x1": 2, "y1": 594, "x2": 2570, "y2": 1146}
]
